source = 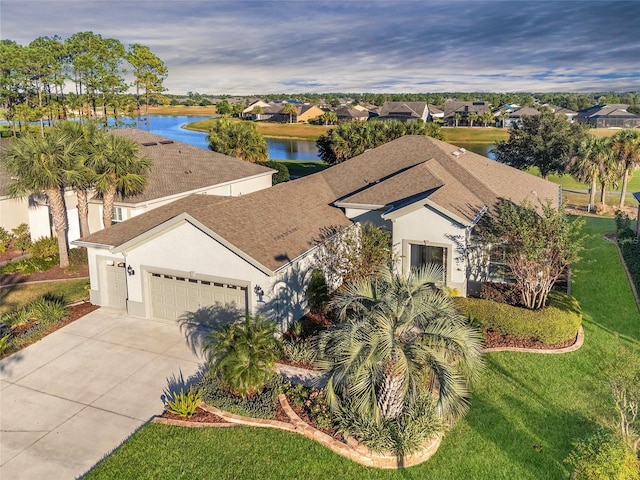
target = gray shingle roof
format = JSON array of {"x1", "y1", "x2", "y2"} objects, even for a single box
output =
[
  {"x1": 107, "y1": 129, "x2": 273, "y2": 204},
  {"x1": 79, "y1": 135, "x2": 559, "y2": 273}
]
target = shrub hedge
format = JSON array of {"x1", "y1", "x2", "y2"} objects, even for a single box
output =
[{"x1": 455, "y1": 291, "x2": 582, "y2": 345}]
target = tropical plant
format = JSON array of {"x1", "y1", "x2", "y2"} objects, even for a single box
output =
[
  {"x1": 205, "y1": 315, "x2": 280, "y2": 398},
  {"x1": 467, "y1": 111, "x2": 479, "y2": 127},
  {"x1": 29, "y1": 236, "x2": 59, "y2": 261},
  {"x1": 316, "y1": 266, "x2": 484, "y2": 424},
  {"x1": 0, "y1": 227, "x2": 12, "y2": 253},
  {"x1": 595, "y1": 136, "x2": 620, "y2": 208},
  {"x1": 1, "y1": 129, "x2": 80, "y2": 267},
  {"x1": 11, "y1": 223, "x2": 31, "y2": 253},
  {"x1": 612, "y1": 129, "x2": 640, "y2": 209},
  {"x1": 316, "y1": 119, "x2": 443, "y2": 165},
  {"x1": 282, "y1": 103, "x2": 298, "y2": 123},
  {"x1": 453, "y1": 112, "x2": 462, "y2": 127},
  {"x1": 320, "y1": 111, "x2": 338, "y2": 125},
  {"x1": 166, "y1": 386, "x2": 202, "y2": 418},
  {"x1": 90, "y1": 132, "x2": 151, "y2": 228},
  {"x1": 207, "y1": 118, "x2": 268, "y2": 162},
  {"x1": 567, "y1": 136, "x2": 606, "y2": 212}
]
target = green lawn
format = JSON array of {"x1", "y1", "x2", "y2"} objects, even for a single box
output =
[
  {"x1": 84, "y1": 216, "x2": 639, "y2": 479},
  {"x1": 277, "y1": 160, "x2": 328, "y2": 177},
  {"x1": 0, "y1": 278, "x2": 90, "y2": 315}
]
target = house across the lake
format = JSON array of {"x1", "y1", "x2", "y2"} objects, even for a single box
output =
[{"x1": 76, "y1": 135, "x2": 559, "y2": 329}]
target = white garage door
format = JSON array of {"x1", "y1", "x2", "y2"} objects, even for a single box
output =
[
  {"x1": 149, "y1": 272, "x2": 248, "y2": 321},
  {"x1": 105, "y1": 263, "x2": 127, "y2": 310}
]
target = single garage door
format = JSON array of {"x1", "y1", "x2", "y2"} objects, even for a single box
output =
[
  {"x1": 149, "y1": 272, "x2": 248, "y2": 321},
  {"x1": 105, "y1": 262, "x2": 127, "y2": 310}
]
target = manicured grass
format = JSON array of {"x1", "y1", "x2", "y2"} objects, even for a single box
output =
[
  {"x1": 0, "y1": 279, "x2": 90, "y2": 315},
  {"x1": 185, "y1": 118, "x2": 330, "y2": 140},
  {"x1": 442, "y1": 126, "x2": 509, "y2": 143},
  {"x1": 276, "y1": 160, "x2": 328, "y2": 177},
  {"x1": 85, "y1": 216, "x2": 639, "y2": 479},
  {"x1": 146, "y1": 105, "x2": 219, "y2": 116}
]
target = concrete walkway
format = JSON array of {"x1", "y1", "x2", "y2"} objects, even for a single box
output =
[{"x1": 0, "y1": 308, "x2": 206, "y2": 479}]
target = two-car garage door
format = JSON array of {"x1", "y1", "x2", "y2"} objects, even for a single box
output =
[{"x1": 149, "y1": 272, "x2": 248, "y2": 321}]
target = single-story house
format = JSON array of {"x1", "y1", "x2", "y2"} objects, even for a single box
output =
[
  {"x1": 377, "y1": 102, "x2": 443, "y2": 122},
  {"x1": 1, "y1": 130, "x2": 274, "y2": 245},
  {"x1": 443, "y1": 101, "x2": 491, "y2": 126},
  {"x1": 76, "y1": 135, "x2": 559, "y2": 330},
  {"x1": 269, "y1": 104, "x2": 325, "y2": 124},
  {"x1": 502, "y1": 106, "x2": 541, "y2": 128},
  {"x1": 543, "y1": 104, "x2": 577, "y2": 122},
  {"x1": 576, "y1": 104, "x2": 640, "y2": 128},
  {"x1": 334, "y1": 107, "x2": 370, "y2": 122}
]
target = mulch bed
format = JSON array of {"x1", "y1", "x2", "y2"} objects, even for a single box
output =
[
  {"x1": 484, "y1": 329, "x2": 577, "y2": 350},
  {"x1": 0, "y1": 249, "x2": 26, "y2": 264},
  {"x1": 161, "y1": 407, "x2": 226, "y2": 423},
  {"x1": 1, "y1": 264, "x2": 89, "y2": 287}
]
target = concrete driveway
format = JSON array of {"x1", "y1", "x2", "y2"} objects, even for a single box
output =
[{"x1": 0, "y1": 308, "x2": 206, "y2": 480}]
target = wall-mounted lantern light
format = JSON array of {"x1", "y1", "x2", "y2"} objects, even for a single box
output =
[
  {"x1": 127, "y1": 265, "x2": 135, "y2": 276},
  {"x1": 254, "y1": 285, "x2": 264, "y2": 302}
]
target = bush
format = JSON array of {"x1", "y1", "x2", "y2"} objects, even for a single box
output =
[
  {"x1": 30, "y1": 236, "x2": 59, "y2": 261},
  {"x1": 307, "y1": 269, "x2": 329, "y2": 315},
  {"x1": 0, "y1": 227, "x2": 12, "y2": 253},
  {"x1": 456, "y1": 291, "x2": 582, "y2": 344},
  {"x1": 197, "y1": 372, "x2": 282, "y2": 419},
  {"x1": 29, "y1": 295, "x2": 68, "y2": 327},
  {"x1": 67, "y1": 247, "x2": 88, "y2": 273},
  {"x1": 565, "y1": 427, "x2": 640, "y2": 480},
  {"x1": 11, "y1": 223, "x2": 31, "y2": 252},
  {"x1": 166, "y1": 386, "x2": 202, "y2": 418},
  {"x1": 257, "y1": 161, "x2": 290, "y2": 185},
  {"x1": 1, "y1": 255, "x2": 58, "y2": 275},
  {"x1": 334, "y1": 393, "x2": 443, "y2": 456},
  {"x1": 481, "y1": 282, "x2": 520, "y2": 305},
  {"x1": 280, "y1": 338, "x2": 317, "y2": 366}
]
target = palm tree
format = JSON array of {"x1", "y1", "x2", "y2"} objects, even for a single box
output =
[
  {"x1": 453, "y1": 112, "x2": 462, "y2": 127},
  {"x1": 482, "y1": 110, "x2": 495, "y2": 127},
  {"x1": 54, "y1": 121, "x2": 99, "y2": 237},
  {"x1": 500, "y1": 110, "x2": 510, "y2": 128},
  {"x1": 282, "y1": 103, "x2": 298, "y2": 123},
  {"x1": 316, "y1": 266, "x2": 484, "y2": 423},
  {"x1": 205, "y1": 315, "x2": 279, "y2": 398},
  {"x1": 90, "y1": 133, "x2": 151, "y2": 228},
  {"x1": 467, "y1": 111, "x2": 479, "y2": 128},
  {"x1": 567, "y1": 136, "x2": 601, "y2": 212},
  {"x1": 595, "y1": 137, "x2": 619, "y2": 208},
  {"x1": 1, "y1": 129, "x2": 80, "y2": 267},
  {"x1": 612, "y1": 129, "x2": 640, "y2": 209}
]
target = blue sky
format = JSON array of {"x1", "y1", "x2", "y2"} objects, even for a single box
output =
[{"x1": 2, "y1": 0, "x2": 639, "y2": 94}]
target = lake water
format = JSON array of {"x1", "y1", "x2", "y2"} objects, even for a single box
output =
[{"x1": 136, "y1": 115, "x2": 495, "y2": 161}]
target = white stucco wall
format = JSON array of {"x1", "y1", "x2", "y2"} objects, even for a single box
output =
[
  {"x1": 0, "y1": 197, "x2": 30, "y2": 234},
  {"x1": 389, "y1": 204, "x2": 468, "y2": 295},
  {"x1": 86, "y1": 175, "x2": 272, "y2": 234}
]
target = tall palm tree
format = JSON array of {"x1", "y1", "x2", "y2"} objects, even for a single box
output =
[
  {"x1": 500, "y1": 110, "x2": 510, "y2": 128},
  {"x1": 467, "y1": 111, "x2": 479, "y2": 128},
  {"x1": 1, "y1": 129, "x2": 79, "y2": 267},
  {"x1": 453, "y1": 112, "x2": 462, "y2": 127},
  {"x1": 54, "y1": 121, "x2": 99, "y2": 237},
  {"x1": 595, "y1": 137, "x2": 619, "y2": 208},
  {"x1": 316, "y1": 266, "x2": 484, "y2": 423},
  {"x1": 612, "y1": 129, "x2": 640, "y2": 209},
  {"x1": 567, "y1": 136, "x2": 601, "y2": 212},
  {"x1": 282, "y1": 103, "x2": 298, "y2": 123},
  {"x1": 90, "y1": 133, "x2": 151, "y2": 228}
]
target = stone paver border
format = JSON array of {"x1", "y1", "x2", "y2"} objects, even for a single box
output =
[{"x1": 152, "y1": 394, "x2": 441, "y2": 469}]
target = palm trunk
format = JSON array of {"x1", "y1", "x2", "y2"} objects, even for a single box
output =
[
  {"x1": 45, "y1": 187, "x2": 69, "y2": 268},
  {"x1": 589, "y1": 178, "x2": 597, "y2": 212},
  {"x1": 600, "y1": 184, "x2": 606, "y2": 207},
  {"x1": 619, "y1": 168, "x2": 629, "y2": 209},
  {"x1": 102, "y1": 184, "x2": 117, "y2": 229},
  {"x1": 76, "y1": 189, "x2": 90, "y2": 237},
  {"x1": 377, "y1": 373, "x2": 405, "y2": 420}
]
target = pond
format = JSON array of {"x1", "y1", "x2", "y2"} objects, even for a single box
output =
[{"x1": 134, "y1": 116, "x2": 496, "y2": 161}]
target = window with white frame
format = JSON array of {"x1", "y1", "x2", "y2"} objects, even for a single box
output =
[{"x1": 112, "y1": 207, "x2": 124, "y2": 224}]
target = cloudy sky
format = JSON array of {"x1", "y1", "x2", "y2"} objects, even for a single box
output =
[{"x1": 2, "y1": 0, "x2": 639, "y2": 95}]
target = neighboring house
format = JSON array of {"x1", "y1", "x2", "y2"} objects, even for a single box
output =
[
  {"x1": 0, "y1": 138, "x2": 82, "y2": 242},
  {"x1": 543, "y1": 104, "x2": 578, "y2": 122},
  {"x1": 576, "y1": 104, "x2": 640, "y2": 128},
  {"x1": 334, "y1": 107, "x2": 369, "y2": 122},
  {"x1": 0, "y1": 131, "x2": 274, "y2": 246},
  {"x1": 241, "y1": 99, "x2": 271, "y2": 119},
  {"x1": 269, "y1": 104, "x2": 324, "y2": 124},
  {"x1": 76, "y1": 135, "x2": 558, "y2": 330},
  {"x1": 86, "y1": 129, "x2": 274, "y2": 233},
  {"x1": 443, "y1": 101, "x2": 491, "y2": 126},
  {"x1": 377, "y1": 102, "x2": 443, "y2": 122},
  {"x1": 503, "y1": 106, "x2": 541, "y2": 128}
]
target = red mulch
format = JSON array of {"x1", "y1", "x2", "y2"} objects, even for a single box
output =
[
  {"x1": 1, "y1": 264, "x2": 89, "y2": 287},
  {"x1": 484, "y1": 329, "x2": 577, "y2": 350},
  {"x1": 0, "y1": 249, "x2": 25, "y2": 264},
  {"x1": 160, "y1": 407, "x2": 226, "y2": 423}
]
